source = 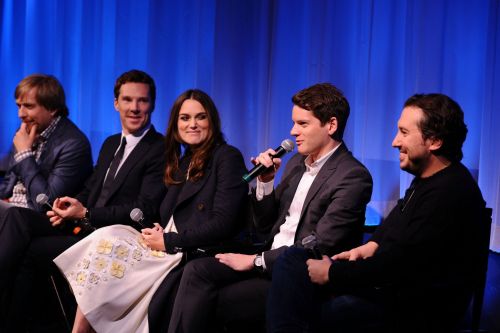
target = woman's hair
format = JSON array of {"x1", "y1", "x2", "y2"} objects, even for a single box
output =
[{"x1": 164, "y1": 89, "x2": 225, "y2": 184}]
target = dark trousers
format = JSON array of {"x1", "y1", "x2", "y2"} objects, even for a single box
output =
[
  {"x1": 0, "y1": 206, "x2": 62, "y2": 288},
  {"x1": 166, "y1": 256, "x2": 269, "y2": 333},
  {"x1": 148, "y1": 264, "x2": 185, "y2": 333},
  {"x1": 267, "y1": 247, "x2": 389, "y2": 333},
  {"x1": 0, "y1": 206, "x2": 80, "y2": 332}
]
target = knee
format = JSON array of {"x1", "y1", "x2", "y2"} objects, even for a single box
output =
[
  {"x1": 182, "y1": 257, "x2": 220, "y2": 283},
  {"x1": 2, "y1": 206, "x2": 21, "y2": 224},
  {"x1": 274, "y1": 247, "x2": 310, "y2": 272}
]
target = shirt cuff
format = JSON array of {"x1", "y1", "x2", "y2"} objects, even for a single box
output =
[
  {"x1": 14, "y1": 149, "x2": 34, "y2": 163},
  {"x1": 261, "y1": 252, "x2": 267, "y2": 270},
  {"x1": 255, "y1": 179, "x2": 274, "y2": 201}
]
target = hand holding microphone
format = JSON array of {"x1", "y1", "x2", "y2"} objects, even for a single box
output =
[
  {"x1": 141, "y1": 222, "x2": 166, "y2": 251},
  {"x1": 36, "y1": 193, "x2": 65, "y2": 227},
  {"x1": 38, "y1": 194, "x2": 94, "y2": 234},
  {"x1": 301, "y1": 234, "x2": 323, "y2": 259},
  {"x1": 48, "y1": 196, "x2": 86, "y2": 227},
  {"x1": 132, "y1": 208, "x2": 166, "y2": 250},
  {"x1": 243, "y1": 139, "x2": 294, "y2": 183}
]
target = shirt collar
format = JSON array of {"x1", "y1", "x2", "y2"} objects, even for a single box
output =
[
  {"x1": 121, "y1": 124, "x2": 151, "y2": 147},
  {"x1": 304, "y1": 142, "x2": 342, "y2": 175},
  {"x1": 39, "y1": 116, "x2": 61, "y2": 141}
]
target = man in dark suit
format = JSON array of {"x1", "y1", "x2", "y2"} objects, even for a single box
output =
[
  {"x1": 0, "y1": 74, "x2": 93, "y2": 286},
  {"x1": 166, "y1": 83, "x2": 373, "y2": 333},
  {"x1": 266, "y1": 94, "x2": 487, "y2": 333},
  {"x1": 1, "y1": 69, "x2": 166, "y2": 331}
]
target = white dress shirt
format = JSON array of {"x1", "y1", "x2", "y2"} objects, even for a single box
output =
[{"x1": 256, "y1": 143, "x2": 341, "y2": 267}]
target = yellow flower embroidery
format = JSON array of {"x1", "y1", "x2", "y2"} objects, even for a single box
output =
[
  {"x1": 76, "y1": 272, "x2": 87, "y2": 285},
  {"x1": 110, "y1": 261, "x2": 125, "y2": 278},
  {"x1": 93, "y1": 257, "x2": 107, "y2": 271},
  {"x1": 132, "y1": 249, "x2": 143, "y2": 261},
  {"x1": 96, "y1": 239, "x2": 113, "y2": 255},
  {"x1": 150, "y1": 250, "x2": 166, "y2": 258},
  {"x1": 114, "y1": 245, "x2": 129, "y2": 260},
  {"x1": 89, "y1": 273, "x2": 100, "y2": 284},
  {"x1": 82, "y1": 259, "x2": 90, "y2": 269}
]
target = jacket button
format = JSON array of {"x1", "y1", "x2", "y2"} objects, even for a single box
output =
[{"x1": 197, "y1": 203, "x2": 204, "y2": 211}]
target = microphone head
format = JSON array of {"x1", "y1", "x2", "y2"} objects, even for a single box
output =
[
  {"x1": 281, "y1": 139, "x2": 295, "y2": 153},
  {"x1": 130, "y1": 208, "x2": 144, "y2": 222},
  {"x1": 36, "y1": 193, "x2": 49, "y2": 205}
]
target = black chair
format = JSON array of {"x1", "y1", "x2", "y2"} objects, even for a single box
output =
[
  {"x1": 49, "y1": 273, "x2": 73, "y2": 332},
  {"x1": 459, "y1": 207, "x2": 493, "y2": 333}
]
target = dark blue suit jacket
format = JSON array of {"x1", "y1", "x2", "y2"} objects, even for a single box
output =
[{"x1": 0, "y1": 117, "x2": 93, "y2": 212}]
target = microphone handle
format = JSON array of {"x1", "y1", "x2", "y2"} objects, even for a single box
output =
[
  {"x1": 242, "y1": 146, "x2": 288, "y2": 183},
  {"x1": 135, "y1": 217, "x2": 146, "y2": 228},
  {"x1": 310, "y1": 247, "x2": 323, "y2": 260},
  {"x1": 242, "y1": 164, "x2": 271, "y2": 183}
]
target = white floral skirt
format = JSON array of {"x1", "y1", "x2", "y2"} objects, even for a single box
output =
[{"x1": 54, "y1": 223, "x2": 183, "y2": 333}]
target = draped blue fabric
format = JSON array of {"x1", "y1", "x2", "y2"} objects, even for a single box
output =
[{"x1": 1, "y1": 0, "x2": 499, "y2": 251}]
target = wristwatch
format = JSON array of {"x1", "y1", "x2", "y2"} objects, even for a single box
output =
[{"x1": 253, "y1": 254, "x2": 264, "y2": 272}]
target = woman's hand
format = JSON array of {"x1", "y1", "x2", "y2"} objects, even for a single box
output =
[{"x1": 141, "y1": 223, "x2": 166, "y2": 251}]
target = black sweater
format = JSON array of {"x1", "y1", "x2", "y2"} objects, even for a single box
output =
[{"x1": 328, "y1": 163, "x2": 486, "y2": 329}]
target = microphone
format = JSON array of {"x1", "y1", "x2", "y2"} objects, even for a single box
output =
[
  {"x1": 242, "y1": 139, "x2": 295, "y2": 183},
  {"x1": 130, "y1": 208, "x2": 147, "y2": 228},
  {"x1": 37, "y1": 193, "x2": 93, "y2": 235},
  {"x1": 301, "y1": 234, "x2": 322, "y2": 259},
  {"x1": 36, "y1": 193, "x2": 53, "y2": 211}
]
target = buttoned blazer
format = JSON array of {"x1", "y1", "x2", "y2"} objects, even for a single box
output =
[
  {"x1": 76, "y1": 126, "x2": 166, "y2": 228},
  {"x1": 160, "y1": 143, "x2": 249, "y2": 253},
  {"x1": 0, "y1": 117, "x2": 93, "y2": 212},
  {"x1": 253, "y1": 143, "x2": 373, "y2": 272}
]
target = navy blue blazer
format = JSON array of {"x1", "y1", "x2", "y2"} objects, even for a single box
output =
[
  {"x1": 253, "y1": 143, "x2": 373, "y2": 271},
  {"x1": 0, "y1": 117, "x2": 93, "y2": 212},
  {"x1": 76, "y1": 126, "x2": 166, "y2": 228},
  {"x1": 160, "y1": 143, "x2": 249, "y2": 253}
]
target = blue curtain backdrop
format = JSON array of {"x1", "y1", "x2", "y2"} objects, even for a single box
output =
[{"x1": 1, "y1": 0, "x2": 499, "y2": 251}]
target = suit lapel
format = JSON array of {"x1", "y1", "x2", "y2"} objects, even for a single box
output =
[
  {"x1": 29, "y1": 117, "x2": 67, "y2": 168},
  {"x1": 299, "y1": 144, "x2": 348, "y2": 218},
  {"x1": 86, "y1": 135, "x2": 120, "y2": 206},
  {"x1": 174, "y1": 152, "x2": 214, "y2": 208},
  {"x1": 104, "y1": 128, "x2": 156, "y2": 200}
]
